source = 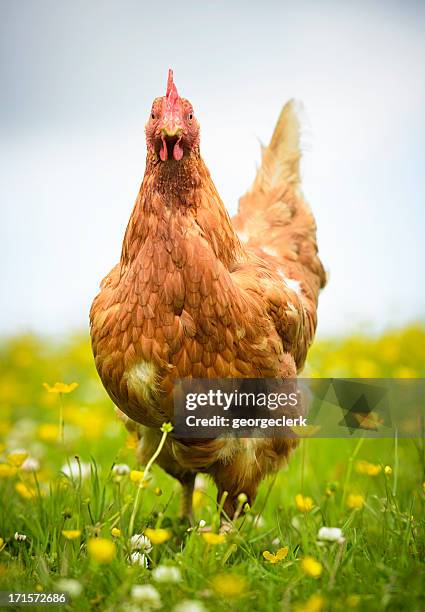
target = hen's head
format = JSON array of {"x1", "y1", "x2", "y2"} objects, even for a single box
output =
[{"x1": 145, "y1": 69, "x2": 200, "y2": 162}]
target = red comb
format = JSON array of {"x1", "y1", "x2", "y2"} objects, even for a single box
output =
[{"x1": 166, "y1": 68, "x2": 179, "y2": 108}]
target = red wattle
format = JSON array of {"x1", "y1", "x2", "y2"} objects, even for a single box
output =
[
  {"x1": 160, "y1": 136, "x2": 168, "y2": 161},
  {"x1": 173, "y1": 138, "x2": 183, "y2": 161}
]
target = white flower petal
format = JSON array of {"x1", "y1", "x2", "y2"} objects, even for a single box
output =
[
  {"x1": 130, "y1": 534, "x2": 152, "y2": 553},
  {"x1": 317, "y1": 527, "x2": 343, "y2": 542},
  {"x1": 152, "y1": 565, "x2": 182, "y2": 583},
  {"x1": 131, "y1": 584, "x2": 161, "y2": 607}
]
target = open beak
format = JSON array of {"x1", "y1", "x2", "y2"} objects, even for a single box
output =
[{"x1": 159, "y1": 117, "x2": 184, "y2": 161}]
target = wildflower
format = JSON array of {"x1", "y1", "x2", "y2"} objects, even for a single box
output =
[
  {"x1": 62, "y1": 530, "x2": 81, "y2": 540},
  {"x1": 111, "y1": 527, "x2": 121, "y2": 537},
  {"x1": 38, "y1": 424, "x2": 60, "y2": 443},
  {"x1": 172, "y1": 600, "x2": 207, "y2": 612},
  {"x1": 300, "y1": 556, "x2": 323, "y2": 578},
  {"x1": 14, "y1": 532, "x2": 27, "y2": 542},
  {"x1": 56, "y1": 579, "x2": 83, "y2": 598},
  {"x1": 198, "y1": 519, "x2": 206, "y2": 529},
  {"x1": 355, "y1": 460, "x2": 382, "y2": 476},
  {"x1": 21, "y1": 457, "x2": 40, "y2": 472},
  {"x1": 7, "y1": 449, "x2": 29, "y2": 467},
  {"x1": 125, "y1": 432, "x2": 138, "y2": 449},
  {"x1": 61, "y1": 459, "x2": 91, "y2": 480},
  {"x1": 131, "y1": 584, "x2": 161, "y2": 608},
  {"x1": 0, "y1": 463, "x2": 18, "y2": 478},
  {"x1": 144, "y1": 527, "x2": 171, "y2": 545},
  {"x1": 129, "y1": 551, "x2": 148, "y2": 567},
  {"x1": 130, "y1": 533, "x2": 152, "y2": 553},
  {"x1": 87, "y1": 538, "x2": 116, "y2": 564},
  {"x1": 211, "y1": 573, "x2": 246, "y2": 598},
  {"x1": 263, "y1": 546, "x2": 289, "y2": 564},
  {"x1": 112, "y1": 463, "x2": 130, "y2": 476},
  {"x1": 15, "y1": 482, "x2": 37, "y2": 500},
  {"x1": 384, "y1": 465, "x2": 392, "y2": 475},
  {"x1": 192, "y1": 490, "x2": 205, "y2": 508},
  {"x1": 346, "y1": 493, "x2": 365, "y2": 509},
  {"x1": 43, "y1": 382, "x2": 78, "y2": 394},
  {"x1": 295, "y1": 494, "x2": 314, "y2": 513},
  {"x1": 317, "y1": 527, "x2": 344, "y2": 543},
  {"x1": 152, "y1": 565, "x2": 182, "y2": 583},
  {"x1": 130, "y1": 470, "x2": 144, "y2": 483},
  {"x1": 296, "y1": 594, "x2": 325, "y2": 612},
  {"x1": 202, "y1": 532, "x2": 226, "y2": 545}
]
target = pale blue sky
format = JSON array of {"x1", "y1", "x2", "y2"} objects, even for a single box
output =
[{"x1": 1, "y1": 0, "x2": 424, "y2": 338}]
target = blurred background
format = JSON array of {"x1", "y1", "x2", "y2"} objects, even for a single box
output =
[
  {"x1": 0, "y1": 6, "x2": 424, "y2": 604},
  {"x1": 1, "y1": 0, "x2": 424, "y2": 339}
]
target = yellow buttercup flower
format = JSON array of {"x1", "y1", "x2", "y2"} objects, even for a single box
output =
[
  {"x1": 125, "y1": 432, "x2": 138, "y2": 449},
  {"x1": 295, "y1": 494, "x2": 314, "y2": 513},
  {"x1": 43, "y1": 382, "x2": 79, "y2": 394},
  {"x1": 144, "y1": 528, "x2": 171, "y2": 545},
  {"x1": 111, "y1": 527, "x2": 121, "y2": 537},
  {"x1": 130, "y1": 470, "x2": 144, "y2": 484},
  {"x1": 202, "y1": 532, "x2": 226, "y2": 545},
  {"x1": 355, "y1": 460, "x2": 382, "y2": 476},
  {"x1": 192, "y1": 490, "x2": 206, "y2": 509},
  {"x1": 211, "y1": 573, "x2": 246, "y2": 598},
  {"x1": 62, "y1": 530, "x2": 81, "y2": 540},
  {"x1": 38, "y1": 424, "x2": 60, "y2": 443},
  {"x1": 0, "y1": 463, "x2": 18, "y2": 478},
  {"x1": 263, "y1": 546, "x2": 289, "y2": 564},
  {"x1": 346, "y1": 494, "x2": 365, "y2": 509},
  {"x1": 301, "y1": 556, "x2": 323, "y2": 578},
  {"x1": 7, "y1": 451, "x2": 29, "y2": 468},
  {"x1": 296, "y1": 594, "x2": 325, "y2": 612},
  {"x1": 15, "y1": 482, "x2": 37, "y2": 500},
  {"x1": 87, "y1": 538, "x2": 116, "y2": 564}
]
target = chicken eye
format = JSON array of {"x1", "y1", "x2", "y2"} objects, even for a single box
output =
[
  {"x1": 151, "y1": 112, "x2": 155, "y2": 120},
  {"x1": 188, "y1": 113, "x2": 193, "y2": 120}
]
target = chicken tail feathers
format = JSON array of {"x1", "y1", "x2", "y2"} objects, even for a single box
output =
[
  {"x1": 232, "y1": 99, "x2": 326, "y2": 369},
  {"x1": 254, "y1": 99, "x2": 302, "y2": 193}
]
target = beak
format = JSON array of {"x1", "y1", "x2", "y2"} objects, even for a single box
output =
[{"x1": 160, "y1": 115, "x2": 183, "y2": 137}]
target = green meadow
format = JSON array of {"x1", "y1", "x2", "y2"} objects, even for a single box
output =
[{"x1": 0, "y1": 325, "x2": 424, "y2": 611}]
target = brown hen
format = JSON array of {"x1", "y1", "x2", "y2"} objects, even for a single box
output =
[{"x1": 90, "y1": 70, "x2": 326, "y2": 519}]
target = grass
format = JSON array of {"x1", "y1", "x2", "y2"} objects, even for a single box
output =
[{"x1": 0, "y1": 325, "x2": 424, "y2": 611}]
